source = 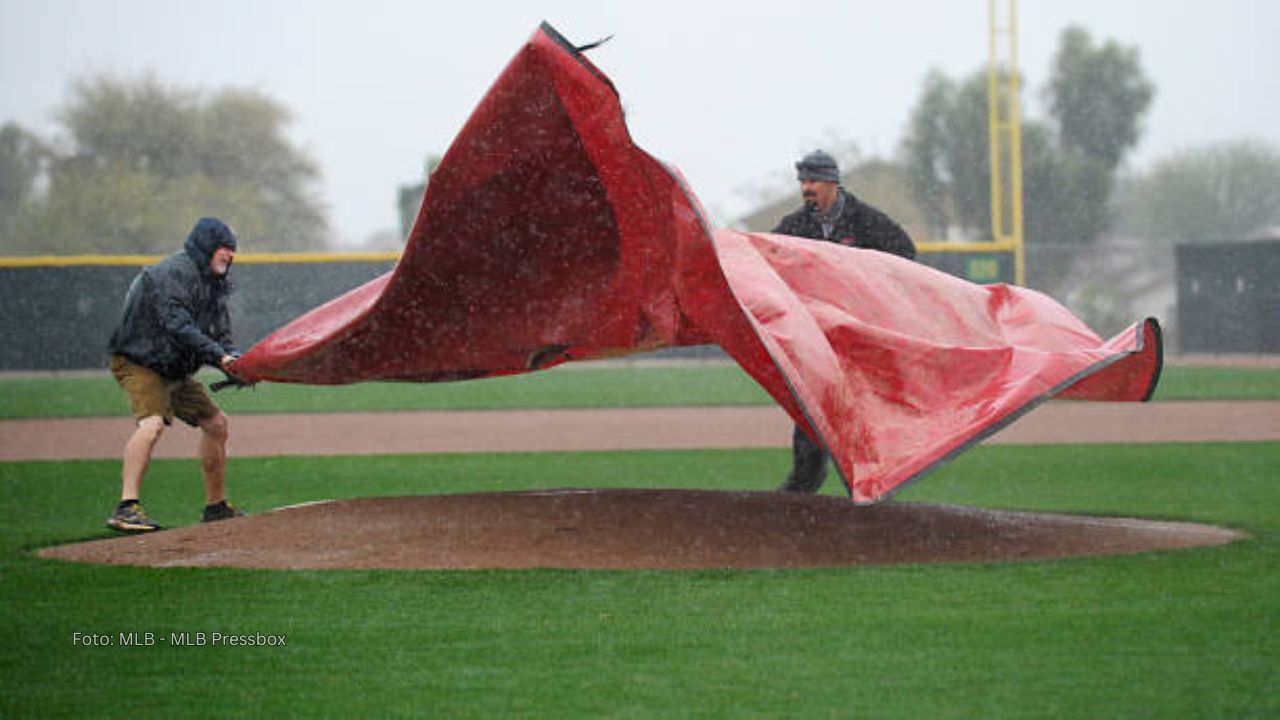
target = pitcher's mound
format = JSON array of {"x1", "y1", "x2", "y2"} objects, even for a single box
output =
[{"x1": 40, "y1": 489, "x2": 1243, "y2": 570}]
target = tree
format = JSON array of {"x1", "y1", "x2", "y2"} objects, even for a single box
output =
[
  {"x1": 1021, "y1": 123, "x2": 1114, "y2": 249},
  {"x1": 940, "y1": 72, "x2": 994, "y2": 237},
  {"x1": 1124, "y1": 140, "x2": 1280, "y2": 243},
  {"x1": 1047, "y1": 27, "x2": 1155, "y2": 170},
  {"x1": 901, "y1": 72, "x2": 958, "y2": 238},
  {"x1": 0, "y1": 74, "x2": 329, "y2": 254},
  {"x1": 900, "y1": 69, "x2": 1019, "y2": 240},
  {"x1": 899, "y1": 26, "x2": 1154, "y2": 247},
  {"x1": 0, "y1": 123, "x2": 48, "y2": 234}
]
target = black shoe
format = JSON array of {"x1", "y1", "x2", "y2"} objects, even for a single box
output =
[
  {"x1": 202, "y1": 501, "x2": 246, "y2": 523},
  {"x1": 777, "y1": 475, "x2": 825, "y2": 493},
  {"x1": 106, "y1": 501, "x2": 162, "y2": 533}
]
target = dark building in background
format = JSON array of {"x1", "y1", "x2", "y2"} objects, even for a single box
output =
[{"x1": 1176, "y1": 238, "x2": 1279, "y2": 353}]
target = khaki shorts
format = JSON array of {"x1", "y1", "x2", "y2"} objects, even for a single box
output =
[{"x1": 110, "y1": 355, "x2": 221, "y2": 427}]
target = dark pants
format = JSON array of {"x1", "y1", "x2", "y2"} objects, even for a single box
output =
[{"x1": 778, "y1": 424, "x2": 828, "y2": 493}]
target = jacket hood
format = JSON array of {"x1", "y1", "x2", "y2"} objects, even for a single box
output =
[{"x1": 184, "y1": 218, "x2": 238, "y2": 269}]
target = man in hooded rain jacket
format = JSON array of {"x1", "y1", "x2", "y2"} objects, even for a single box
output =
[{"x1": 105, "y1": 217, "x2": 246, "y2": 532}]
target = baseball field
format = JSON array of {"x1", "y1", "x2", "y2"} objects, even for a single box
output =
[{"x1": 1, "y1": 361, "x2": 1277, "y2": 717}]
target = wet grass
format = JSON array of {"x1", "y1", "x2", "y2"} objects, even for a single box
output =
[{"x1": 2, "y1": 442, "x2": 1276, "y2": 718}]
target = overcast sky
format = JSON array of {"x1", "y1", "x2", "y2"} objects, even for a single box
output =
[{"x1": 3, "y1": 0, "x2": 1278, "y2": 246}]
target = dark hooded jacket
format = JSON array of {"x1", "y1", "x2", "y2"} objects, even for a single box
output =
[
  {"x1": 108, "y1": 219, "x2": 238, "y2": 379},
  {"x1": 772, "y1": 187, "x2": 916, "y2": 260}
]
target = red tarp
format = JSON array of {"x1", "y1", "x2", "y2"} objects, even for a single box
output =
[{"x1": 230, "y1": 23, "x2": 1161, "y2": 504}]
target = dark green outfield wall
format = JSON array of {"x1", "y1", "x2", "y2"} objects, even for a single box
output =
[{"x1": 1, "y1": 258, "x2": 396, "y2": 371}]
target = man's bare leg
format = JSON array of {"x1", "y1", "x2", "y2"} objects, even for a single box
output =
[
  {"x1": 121, "y1": 416, "x2": 165, "y2": 500},
  {"x1": 198, "y1": 412, "x2": 230, "y2": 505}
]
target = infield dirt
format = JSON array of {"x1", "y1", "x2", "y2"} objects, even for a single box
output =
[
  {"x1": 33, "y1": 399, "x2": 1271, "y2": 570},
  {"x1": 40, "y1": 489, "x2": 1245, "y2": 570}
]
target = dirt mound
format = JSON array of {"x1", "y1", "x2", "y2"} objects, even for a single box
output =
[{"x1": 39, "y1": 489, "x2": 1244, "y2": 570}]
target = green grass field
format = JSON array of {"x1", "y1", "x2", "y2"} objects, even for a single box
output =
[
  {"x1": 2, "y1": 364, "x2": 1277, "y2": 717},
  {"x1": 2, "y1": 445, "x2": 1276, "y2": 718}
]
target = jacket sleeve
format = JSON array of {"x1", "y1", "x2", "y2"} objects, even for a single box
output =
[
  {"x1": 862, "y1": 206, "x2": 917, "y2": 260},
  {"x1": 154, "y1": 271, "x2": 230, "y2": 368}
]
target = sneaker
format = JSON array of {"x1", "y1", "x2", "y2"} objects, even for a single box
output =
[
  {"x1": 201, "y1": 501, "x2": 246, "y2": 523},
  {"x1": 777, "y1": 475, "x2": 825, "y2": 494},
  {"x1": 106, "y1": 501, "x2": 162, "y2": 533}
]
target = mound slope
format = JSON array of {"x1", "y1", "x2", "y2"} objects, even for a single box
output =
[{"x1": 40, "y1": 489, "x2": 1243, "y2": 570}]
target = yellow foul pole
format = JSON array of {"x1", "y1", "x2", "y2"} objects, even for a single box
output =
[{"x1": 987, "y1": 0, "x2": 1026, "y2": 285}]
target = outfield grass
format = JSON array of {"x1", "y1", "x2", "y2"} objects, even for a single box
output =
[
  {"x1": 1, "y1": 362, "x2": 1277, "y2": 419},
  {"x1": 1, "y1": 442, "x2": 1276, "y2": 718}
]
